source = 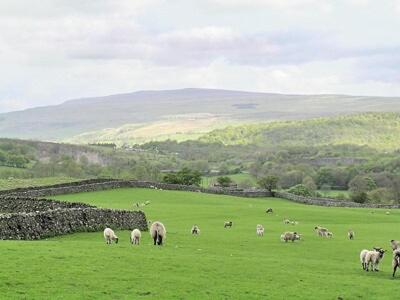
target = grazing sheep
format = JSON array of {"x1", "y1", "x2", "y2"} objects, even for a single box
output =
[
  {"x1": 256, "y1": 224, "x2": 264, "y2": 236},
  {"x1": 130, "y1": 229, "x2": 141, "y2": 245},
  {"x1": 291, "y1": 221, "x2": 299, "y2": 225},
  {"x1": 365, "y1": 248, "x2": 386, "y2": 272},
  {"x1": 390, "y1": 240, "x2": 400, "y2": 250},
  {"x1": 392, "y1": 249, "x2": 400, "y2": 277},
  {"x1": 315, "y1": 226, "x2": 328, "y2": 237},
  {"x1": 224, "y1": 221, "x2": 233, "y2": 228},
  {"x1": 348, "y1": 229, "x2": 355, "y2": 240},
  {"x1": 283, "y1": 219, "x2": 291, "y2": 224},
  {"x1": 191, "y1": 225, "x2": 201, "y2": 235},
  {"x1": 103, "y1": 228, "x2": 119, "y2": 245},
  {"x1": 281, "y1": 231, "x2": 301, "y2": 242},
  {"x1": 360, "y1": 249, "x2": 369, "y2": 270},
  {"x1": 266, "y1": 208, "x2": 273, "y2": 214},
  {"x1": 150, "y1": 221, "x2": 166, "y2": 246}
]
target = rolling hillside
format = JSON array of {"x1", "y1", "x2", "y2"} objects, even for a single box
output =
[
  {"x1": 0, "y1": 88, "x2": 400, "y2": 143},
  {"x1": 200, "y1": 112, "x2": 400, "y2": 150}
]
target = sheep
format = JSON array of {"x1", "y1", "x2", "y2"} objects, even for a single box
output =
[
  {"x1": 145, "y1": 200, "x2": 151, "y2": 206},
  {"x1": 348, "y1": 229, "x2": 355, "y2": 240},
  {"x1": 392, "y1": 249, "x2": 400, "y2": 277},
  {"x1": 266, "y1": 208, "x2": 273, "y2": 214},
  {"x1": 365, "y1": 248, "x2": 386, "y2": 272},
  {"x1": 283, "y1": 219, "x2": 291, "y2": 224},
  {"x1": 103, "y1": 228, "x2": 119, "y2": 245},
  {"x1": 315, "y1": 226, "x2": 329, "y2": 237},
  {"x1": 256, "y1": 224, "x2": 264, "y2": 236},
  {"x1": 224, "y1": 221, "x2": 233, "y2": 228},
  {"x1": 390, "y1": 240, "x2": 400, "y2": 250},
  {"x1": 150, "y1": 221, "x2": 166, "y2": 246},
  {"x1": 360, "y1": 249, "x2": 369, "y2": 270},
  {"x1": 191, "y1": 225, "x2": 201, "y2": 235},
  {"x1": 326, "y1": 231, "x2": 333, "y2": 238},
  {"x1": 281, "y1": 231, "x2": 301, "y2": 242},
  {"x1": 130, "y1": 229, "x2": 141, "y2": 245},
  {"x1": 290, "y1": 221, "x2": 299, "y2": 225}
]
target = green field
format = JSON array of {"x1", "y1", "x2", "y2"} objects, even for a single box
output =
[
  {"x1": 1, "y1": 188, "x2": 400, "y2": 299},
  {"x1": 0, "y1": 176, "x2": 80, "y2": 191}
]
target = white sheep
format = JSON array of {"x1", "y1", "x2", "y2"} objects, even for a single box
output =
[
  {"x1": 393, "y1": 249, "x2": 400, "y2": 277},
  {"x1": 360, "y1": 249, "x2": 369, "y2": 270},
  {"x1": 326, "y1": 231, "x2": 333, "y2": 238},
  {"x1": 191, "y1": 225, "x2": 201, "y2": 235},
  {"x1": 390, "y1": 240, "x2": 400, "y2": 250},
  {"x1": 130, "y1": 229, "x2": 141, "y2": 245},
  {"x1": 256, "y1": 224, "x2": 264, "y2": 236},
  {"x1": 103, "y1": 228, "x2": 119, "y2": 245},
  {"x1": 283, "y1": 219, "x2": 290, "y2": 224},
  {"x1": 150, "y1": 221, "x2": 166, "y2": 246},
  {"x1": 365, "y1": 248, "x2": 386, "y2": 272}
]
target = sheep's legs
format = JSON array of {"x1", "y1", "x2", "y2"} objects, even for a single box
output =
[
  {"x1": 158, "y1": 236, "x2": 163, "y2": 245},
  {"x1": 393, "y1": 264, "x2": 398, "y2": 277}
]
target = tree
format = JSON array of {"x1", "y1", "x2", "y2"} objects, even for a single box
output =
[
  {"x1": 302, "y1": 176, "x2": 317, "y2": 191},
  {"x1": 349, "y1": 175, "x2": 377, "y2": 193},
  {"x1": 288, "y1": 184, "x2": 314, "y2": 197},
  {"x1": 217, "y1": 176, "x2": 233, "y2": 187},
  {"x1": 163, "y1": 168, "x2": 201, "y2": 186},
  {"x1": 258, "y1": 175, "x2": 279, "y2": 192}
]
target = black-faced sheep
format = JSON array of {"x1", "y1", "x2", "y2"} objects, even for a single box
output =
[
  {"x1": 365, "y1": 248, "x2": 386, "y2": 272},
  {"x1": 393, "y1": 249, "x2": 400, "y2": 277},
  {"x1": 130, "y1": 229, "x2": 141, "y2": 245},
  {"x1": 150, "y1": 221, "x2": 166, "y2": 246},
  {"x1": 390, "y1": 240, "x2": 400, "y2": 250},
  {"x1": 266, "y1": 208, "x2": 273, "y2": 214},
  {"x1": 256, "y1": 224, "x2": 264, "y2": 236},
  {"x1": 103, "y1": 228, "x2": 119, "y2": 245},
  {"x1": 224, "y1": 221, "x2": 233, "y2": 228},
  {"x1": 348, "y1": 230, "x2": 355, "y2": 240},
  {"x1": 191, "y1": 225, "x2": 200, "y2": 235},
  {"x1": 281, "y1": 231, "x2": 301, "y2": 242}
]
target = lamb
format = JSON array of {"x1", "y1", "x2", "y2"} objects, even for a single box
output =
[
  {"x1": 191, "y1": 225, "x2": 201, "y2": 235},
  {"x1": 365, "y1": 248, "x2": 386, "y2": 272},
  {"x1": 103, "y1": 228, "x2": 119, "y2": 245},
  {"x1": 130, "y1": 229, "x2": 141, "y2": 245},
  {"x1": 315, "y1": 226, "x2": 329, "y2": 237},
  {"x1": 392, "y1": 249, "x2": 400, "y2": 277},
  {"x1": 360, "y1": 249, "x2": 369, "y2": 270},
  {"x1": 150, "y1": 221, "x2": 166, "y2": 246},
  {"x1": 326, "y1": 231, "x2": 333, "y2": 238},
  {"x1": 390, "y1": 240, "x2": 400, "y2": 250},
  {"x1": 256, "y1": 224, "x2": 264, "y2": 236},
  {"x1": 281, "y1": 231, "x2": 301, "y2": 242},
  {"x1": 224, "y1": 221, "x2": 233, "y2": 228},
  {"x1": 266, "y1": 208, "x2": 273, "y2": 214},
  {"x1": 348, "y1": 229, "x2": 355, "y2": 240}
]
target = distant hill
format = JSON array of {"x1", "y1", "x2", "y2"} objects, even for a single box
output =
[
  {"x1": 0, "y1": 88, "x2": 400, "y2": 143},
  {"x1": 199, "y1": 112, "x2": 400, "y2": 151}
]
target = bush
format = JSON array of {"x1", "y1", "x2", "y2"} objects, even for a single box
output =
[
  {"x1": 257, "y1": 175, "x2": 279, "y2": 192},
  {"x1": 216, "y1": 176, "x2": 233, "y2": 187},
  {"x1": 288, "y1": 184, "x2": 314, "y2": 197},
  {"x1": 350, "y1": 191, "x2": 368, "y2": 203}
]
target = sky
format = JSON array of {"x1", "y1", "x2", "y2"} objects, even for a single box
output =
[{"x1": 0, "y1": 0, "x2": 400, "y2": 112}]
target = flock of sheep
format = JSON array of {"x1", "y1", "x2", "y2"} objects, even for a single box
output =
[
  {"x1": 104, "y1": 204, "x2": 400, "y2": 278},
  {"x1": 103, "y1": 221, "x2": 167, "y2": 246}
]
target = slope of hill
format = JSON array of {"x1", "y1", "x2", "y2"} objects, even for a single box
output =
[
  {"x1": 199, "y1": 112, "x2": 400, "y2": 150},
  {"x1": 0, "y1": 88, "x2": 400, "y2": 142}
]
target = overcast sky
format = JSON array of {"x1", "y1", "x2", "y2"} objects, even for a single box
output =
[{"x1": 0, "y1": 0, "x2": 399, "y2": 112}]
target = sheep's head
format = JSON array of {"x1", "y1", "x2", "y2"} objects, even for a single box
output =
[
  {"x1": 378, "y1": 249, "x2": 386, "y2": 257},
  {"x1": 115, "y1": 237, "x2": 119, "y2": 244}
]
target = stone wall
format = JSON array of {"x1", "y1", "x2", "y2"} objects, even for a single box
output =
[
  {"x1": 0, "y1": 207, "x2": 147, "y2": 240},
  {"x1": 1, "y1": 179, "x2": 272, "y2": 198},
  {"x1": 275, "y1": 191, "x2": 400, "y2": 209}
]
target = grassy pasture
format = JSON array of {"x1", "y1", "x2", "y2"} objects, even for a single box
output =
[{"x1": 1, "y1": 188, "x2": 400, "y2": 299}]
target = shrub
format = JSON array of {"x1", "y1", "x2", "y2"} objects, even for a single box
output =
[
  {"x1": 350, "y1": 191, "x2": 368, "y2": 203},
  {"x1": 288, "y1": 184, "x2": 314, "y2": 197}
]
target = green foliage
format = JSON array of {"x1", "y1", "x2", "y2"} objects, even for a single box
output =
[
  {"x1": 288, "y1": 184, "x2": 314, "y2": 197},
  {"x1": 216, "y1": 176, "x2": 233, "y2": 187},
  {"x1": 163, "y1": 168, "x2": 202, "y2": 186},
  {"x1": 257, "y1": 175, "x2": 279, "y2": 192},
  {"x1": 349, "y1": 175, "x2": 377, "y2": 193},
  {"x1": 350, "y1": 191, "x2": 368, "y2": 203}
]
